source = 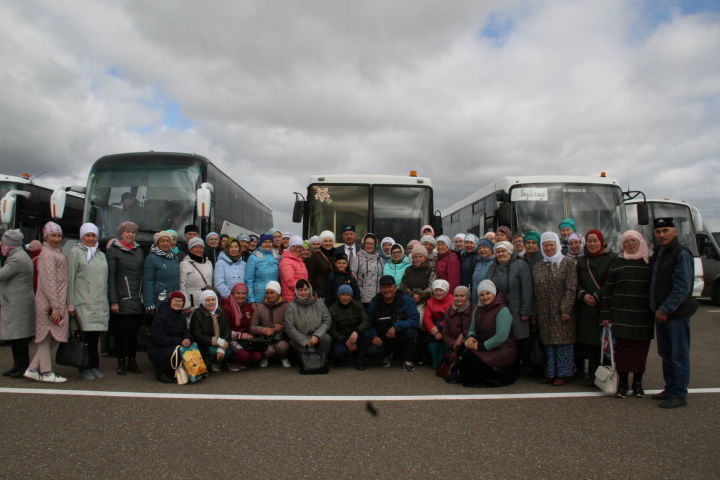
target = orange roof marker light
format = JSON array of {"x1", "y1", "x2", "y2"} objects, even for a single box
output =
[
  {"x1": 409, "y1": 170, "x2": 417, "y2": 177},
  {"x1": 21, "y1": 173, "x2": 31, "y2": 180},
  {"x1": 600, "y1": 172, "x2": 607, "y2": 178}
]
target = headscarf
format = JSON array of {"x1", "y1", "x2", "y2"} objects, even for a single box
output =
[
  {"x1": 309, "y1": 235, "x2": 321, "y2": 244},
  {"x1": 558, "y1": 218, "x2": 577, "y2": 232},
  {"x1": 117, "y1": 221, "x2": 138, "y2": 235},
  {"x1": 454, "y1": 233, "x2": 466, "y2": 241},
  {"x1": 390, "y1": 243, "x2": 405, "y2": 260},
  {"x1": 380, "y1": 236, "x2": 395, "y2": 248},
  {"x1": 496, "y1": 226, "x2": 512, "y2": 240},
  {"x1": 224, "y1": 237, "x2": 242, "y2": 262},
  {"x1": 567, "y1": 232, "x2": 585, "y2": 254},
  {"x1": 585, "y1": 229, "x2": 606, "y2": 258},
  {"x1": 420, "y1": 235, "x2": 436, "y2": 246},
  {"x1": 619, "y1": 230, "x2": 650, "y2": 264},
  {"x1": 201, "y1": 289, "x2": 219, "y2": 314},
  {"x1": 453, "y1": 285, "x2": 471, "y2": 311},
  {"x1": 540, "y1": 231, "x2": 564, "y2": 264},
  {"x1": 524, "y1": 230, "x2": 541, "y2": 244},
  {"x1": 167, "y1": 229, "x2": 179, "y2": 255},
  {"x1": 484, "y1": 232, "x2": 496, "y2": 241},
  {"x1": 167, "y1": 229, "x2": 178, "y2": 239},
  {"x1": 205, "y1": 232, "x2": 219, "y2": 243},
  {"x1": 464, "y1": 234, "x2": 479, "y2": 247},
  {"x1": 319, "y1": 230, "x2": 335, "y2": 243},
  {"x1": 265, "y1": 281, "x2": 282, "y2": 295},
  {"x1": 493, "y1": 241, "x2": 513, "y2": 254},
  {"x1": 432, "y1": 279, "x2": 450, "y2": 293},
  {"x1": 436, "y1": 235, "x2": 452, "y2": 248},
  {"x1": 42, "y1": 221, "x2": 62, "y2": 239},
  {"x1": 80, "y1": 222, "x2": 100, "y2": 261},
  {"x1": 477, "y1": 279, "x2": 497, "y2": 296},
  {"x1": 477, "y1": 238, "x2": 495, "y2": 251},
  {"x1": 407, "y1": 239, "x2": 420, "y2": 252},
  {"x1": 227, "y1": 283, "x2": 248, "y2": 324},
  {"x1": 153, "y1": 231, "x2": 173, "y2": 244},
  {"x1": 420, "y1": 224, "x2": 435, "y2": 237}
]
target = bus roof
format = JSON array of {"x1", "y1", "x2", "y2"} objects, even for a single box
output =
[
  {"x1": 442, "y1": 175, "x2": 621, "y2": 216},
  {"x1": 308, "y1": 174, "x2": 432, "y2": 187}
]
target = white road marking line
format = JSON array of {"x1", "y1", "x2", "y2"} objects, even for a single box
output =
[
  {"x1": 1, "y1": 387, "x2": 719, "y2": 401},
  {"x1": 707, "y1": 310, "x2": 720, "y2": 313}
]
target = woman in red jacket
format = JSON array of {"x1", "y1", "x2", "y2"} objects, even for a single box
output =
[
  {"x1": 222, "y1": 283, "x2": 262, "y2": 371},
  {"x1": 279, "y1": 235, "x2": 309, "y2": 302},
  {"x1": 434, "y1": 235, "x2": 461, "y2": 292},
  {"x1": 422, "y1": 279, "x2": 455, "y2": 368}
]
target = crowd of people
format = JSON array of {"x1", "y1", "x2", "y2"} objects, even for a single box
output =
[{"x1": 0, "y1": 216, "x2": 695, "y2": 408}]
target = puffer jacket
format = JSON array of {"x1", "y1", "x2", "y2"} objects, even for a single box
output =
[
  {"x1": 106, "y1": 239, "x2": 144, "y2": 315},
  {"x1": 471, "y1": 255, "x2": 495, "y2": 304},
  {"x1": 279, "y1": 250, "x2": 308, "y2": 302},
  {"x1": 383, "y1": 256, "x2": 411, "y2": 287},
  {"x1": 67, "y1": 243, "x2": 110, "y2": 332},
  {"x1": 350, "y1": 249, "x2": 384, "y2": 303},
  {"x1": 179, "y1": 255, "x2": 214, "y2": 309},
  {"x1": 284, "y1": 295, "x2": 331, "y2": 350},
  {"x1": 214, "y1": 251, "x2": 246, "y2": 299},
  {"x1": 435, "y1": 250, "x2": 461, "y2": 293},
  {"x1": 245, "y1": 247, "x2": 280, "y2": 303},
  {"x1": 142, "y1": 249, "x2": 180, "y2": 309},
  {"x1": 328, "y1": 299, "x2": 370, "y2": 342}
]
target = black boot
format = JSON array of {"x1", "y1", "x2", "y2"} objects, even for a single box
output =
[
  {"x1": 615, "y1": 371, "x2": 629, "y2": 398},
  {"x1": 632, "y1": 373, "x2": 645, "y2": 398},
  {"x1": 2, "y1": 367, "x2": 19, "y2": 377},
  {"x1": 155, "y1": 371, "x2": 174, "y2": 383},
  {"x1": 127, "y1": 357, "x2": 142, "y2": 374},
  {"x1": 116, "y1": 357, "x2": 127, "y2": 375}
]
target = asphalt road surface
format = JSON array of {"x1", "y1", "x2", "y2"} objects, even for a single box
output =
[{"x1": 1, "y1": 304, "x2": 718, "y2": 480}]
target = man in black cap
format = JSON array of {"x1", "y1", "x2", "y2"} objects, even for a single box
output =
[
  {"x1": 649, "y1": 217, "x2": 696, "y2": 408},
  {"x1": 177, "y1": 224, "x2": 200, "y2": 259},
  {"x1": 357, "y1": 275, "x2": 419, "y2": 371},
  {"x1": 334, "y1": 224, "x2": 358, "y2": 263}
]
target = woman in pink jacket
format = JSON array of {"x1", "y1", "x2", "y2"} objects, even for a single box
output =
[
  {"x1": 434, "y1": 235, "x2": 461, "y2": 293},
  {"x1": 279, "y1": 235, "x2": 308, "y2": 302},
  {"x1": 24, "y1": 222, "x2": 70, "y2": 383}
]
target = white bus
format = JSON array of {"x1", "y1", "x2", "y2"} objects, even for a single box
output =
[
  {"x1": 292, "y1": 173, "x2": 441, "y2": 247},
  {"x1": 625, "y1": 198, "x2": 707, "y2": 298},
  {"x1": 442, "y1": 175, "x2": 627, "y2": 248}
]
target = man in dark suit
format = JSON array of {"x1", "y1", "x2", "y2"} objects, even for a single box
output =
[{"x1": 335, "y1": 224, "x2": 358, "y2": 263}]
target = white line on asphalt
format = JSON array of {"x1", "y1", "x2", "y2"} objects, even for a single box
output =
[
  {"x1": 707, "y1": 310, "x2": 720, "y2": 313},
  {"x1": 1, "y1": 387, "x2": 719, "y2": 401}
]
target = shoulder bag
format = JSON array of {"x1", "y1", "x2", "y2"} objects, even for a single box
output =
[
  {"x1": 594, "y1": 326, "x2": 618, "y2": 395},
  {"x1": 171, "y1": 345, "x2": 189, "y2": 385},
  {"x1": 56, "y1": 315, "x2": 91, "y2": 370}
]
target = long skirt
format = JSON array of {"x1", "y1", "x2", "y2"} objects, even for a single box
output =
[
  {"x1": 614, "y1": 338, "x2": 651, "y2": 373},
  {"x1": 545, "y1": 344, "x2": 574, "y2": 378}
]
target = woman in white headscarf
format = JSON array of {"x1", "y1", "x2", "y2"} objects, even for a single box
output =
[
  {"x1": 67, "y1": 222, "x2": 110, "y2": 380},
  {"x1": 532, "y1": 232, "x2": 578, "y2": 386},
  {"x1": 189, "y1": 289, "x2": 231, "y2": 373}
]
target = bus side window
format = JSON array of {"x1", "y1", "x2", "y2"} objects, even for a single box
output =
[
  {"x1": 698, "y1": 234, "x2": 719, "y2": 261},
  {"x1": 18, "y1": 215, "x2": 39, "y2": 242}
]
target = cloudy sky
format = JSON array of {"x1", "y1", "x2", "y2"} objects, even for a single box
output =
[{"x1": 1, "y1": 0, "x2": 719, "y2": 232}]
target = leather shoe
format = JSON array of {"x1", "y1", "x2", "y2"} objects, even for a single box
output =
[
  {"x1": 355, "y1": 363, "x2": 366, "y2": 371},
  {"x1": 8, "y1": 370, "x2": 25, "y2": 379},
  {"x1": 116, "y1": 358, "x2": 127, "y2": 375},
  {"x1": 659, "y1": 397, "x2": 687, "y2": 409},
  {"x1": 126, "y1": 358, "x2": 142, "y2": 374},
  {"x1": 552, "y1": 377, "x2": 568, "y2": 386},
  {"x1": 156, "y1": 372, "x2": 174, "y2": 384},
  {"x1": 3, "y1": 367, "x2": 19, "y2": 377},
  {"x1": 651, "y1": 391, "x2": 669, "y2": 400}
]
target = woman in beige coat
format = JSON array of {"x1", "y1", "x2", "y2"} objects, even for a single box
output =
[{"x1": 24, "y1": 222, "x2": 69, "y2": 383}]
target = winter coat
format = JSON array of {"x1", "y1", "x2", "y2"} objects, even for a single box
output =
[
  {"x1": 522, "y1": 251, "x2": 543, "y2": 271},
  {"x1": 106, "y1": 240, "x2": 144, "y2": 315},
  {"x1": 532, "y1": 257, "x2": 577, "y2": 345},
  {"x1": 34, "y1": 243, "x2": 69, "y2": 343},
  {"x1": 67, "y1": 243, "x2": 110, "y2": 332},
  {"x1": 143, "y1": 250, "x2": 180, "y2": 309},
  {"x1": 575, "y1": 248, "x2": 615, "y2": 345},
  {"x1": 213, "y1": 252, "x2": 246, "y2": 299},
  {"x1": 328, "y1": 299, "x2": 370, "y2": 343},
  {"x1": 471, "y1": 255, "x2": 495, "y2": 304},
  {"x1": 350, "y1": 249, "x2": 384, "y2": 303},
  {"x1": 190, "y1": 305, "x2": 231, "y2": 348},
  {"x1": 460, "y1": 251, "x2": 478, "y2": 289},
  {"x1": 147, "y1": 303, "x2": 191, "y2": 369},
  {"x1": 279, "y1": 250, "x2": 308, "y2": 302},
  {"x1": 400, "y1": 262, "x2": 436, "y2": 302},
  {"x1": 442, "y1": 304, "x2": 472, "y2": 350},
  {"x1": 485, "y1": 258, "x2": 533, "y2": 340},
  {"x1": 284, "y1": 295, "x2": 332, "y2": 351},
  {"x1": 245, "y1": 248, "x2": 280, "y2": 304},
  {"x1": 0, "y1": 247, "x2": 35, "y2": 340},
  {"x1": 600, "y1": 257, "x2": 654, "y2": 342},
  {"x1": 204, "y1": 246, "x2": 223, "y2": 266},
  {"x1": 367, "y1": 292, "x2": 420, "y2": 337},
  {"x1": 383, "y1": 256, "x2": 411, "y2": 287},
  {"x1": 325, "y1": 269, "x2": 360, "y2": 306},
  {"x1": 221, "y1": 297, "x2": 254, "y2": 336},
  {"x1": 308, "y1": 248, "x2": 335, "y2": 297},
  {"x1": 435, "y1": 250, "x2": 461, "y2": 293},
  {"x1": 179, "y1": 256, "x2": 214, "y2": 309},
  {"x1": 467, "y1": 294, "x2": 516, "y2": 369},
  {"x1": 422, "y1": 294, "x2": 455, "y2": 333},
  {"x1": 250, "y1": 299, "x2": 288, "y2": 335}
]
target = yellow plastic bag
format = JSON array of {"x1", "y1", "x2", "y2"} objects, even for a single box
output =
[{"x1": 181, "y1": 342, "x2": 208, "y2": 382}]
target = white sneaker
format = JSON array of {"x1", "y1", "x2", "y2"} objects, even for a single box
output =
[
  {"x1": 281, "y1": 358, "x2": 291, "y2": 368},
  {"x1": 23, "y1": 368, "x2": 41, "y2": 382},
  {"x1": 41, "y1": 372, "x2": 67, "y2": 383},
  {"x1": 259, "y1": 359, "x2": 269, "y2": 368},
  {"x1": 227, "y1": 363, "x2": 241, "y2": 372}
]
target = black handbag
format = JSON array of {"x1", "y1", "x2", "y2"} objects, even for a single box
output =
[
  {"x1": 299, "y1": 346, "x2": 329, "y2": 375},
  {"x1": 239, "y1": 338, "x2": 269, "y2": 352},
  {"x1": 56, "y1": 317, "x2": 90, "y2": 369}
]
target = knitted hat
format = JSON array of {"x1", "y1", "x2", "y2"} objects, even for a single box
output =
[
  {"x1": 477, "y1": 279, "x2": 497, "y2": 296},
  {"x1": 265, "y1": 281, "x2": 282, "y2": 294},
  {"x1": 184, "y1": 224, "x2": 200, "y2": 234},
  {"x1": 259, "y1": 233, "x2": 274, "y2": 245},
  {"x1": 497, "y1": 226, "x2": 512, "y2": 239},
  {"x1": 2, "y1": 229, "x2": 23, "y2": 247},
  {"x1": 309, "y1": 235, "x2": 321, "y2": 244},
  {"x1": 238, "y1": 234, "x2": 250, "y2": 242},
  {"x1": 319, "y1": 230, "x2": 335, "y2": 242},
  {"x1": 153, "y1": 231, "x2": 173, "y2": 244},
  {"x1": 188, "y1": 237, "x2": 205, "y2": 250},
  {"x1": 288, "y1": 235, "x2": 303, "y2": 247},
  {"x1": 432, "y1": 279, "x2": 450, "y2": 293},
  {"x1": 477, "y1": 238, "x2": 495, "y2": 250},
  {"x1": 411, "y1": 243, "x2": 428, "y2": 258},
  {"x1": 205, "y1": 232, "x2": 219, "y2": 242},
  {"x1": 494, "y1": 241, "x2": 513, "y2": 254},
  {"x1": 168, "y1": 291, "x2": 186, "y2": 303},
  {"x1": 436, "y1": 235, "x2": 452, "y2": 247},
  {"x1": 337, "y1": 284, "x2": 353, "y2": 296},
  {"x1": 420, "y1": 235, "x2": 436, "y2": 246}
]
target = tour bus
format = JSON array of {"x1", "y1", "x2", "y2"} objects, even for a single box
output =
[
  {"x1": 442, "y1": 174, "x2": 629, "y2": 249},
  {"x1": 81, "y1": 152, "x2": 273, "y2": 248},
  {"x1": 625, "y1": 199, "x2": 705, "y2": 298},
  {"x1": 0, "y1": 173, "x2": 84, "y2": 247},
  {"x1": 292, "y1": 173, "x2": 441, "y2": 247}
]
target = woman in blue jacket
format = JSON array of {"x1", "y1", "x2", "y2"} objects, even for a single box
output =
[
  {"x1": 214, "y1": 237, "x2": 247, "y2": 299},
  {"x1": 471, "y1": 238, "x2": 496, "y2": 304},
  {"x1": 245, "y1": 234, "x2": 280, "y2": 304},
  {"x1": 143, "y1": 231, "x2": 180, "y2": 314}
]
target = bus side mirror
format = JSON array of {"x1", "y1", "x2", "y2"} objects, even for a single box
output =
[
  {"x1": 292, "y1": 200, "x2": 305, "y2": 223},
  {"x1": 196, "y1": 183, "x2": 213, "y2": 219},
  {"x1": 50, "y1": 188, "x2": 66, "y2": 219},
  {"x1": 431, "y1": 211, "x2": 442, "y2": 235},
  {"x1": 636, "y1": 203, "x2": 649, "y2": 226},
  {"x1": 497, "y1": 201, "x2": 512, "y2": 227}
]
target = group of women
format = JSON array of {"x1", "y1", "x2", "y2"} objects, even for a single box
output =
[{"x1": 0, "y1": 218, "x2": 655, "y2": 397}]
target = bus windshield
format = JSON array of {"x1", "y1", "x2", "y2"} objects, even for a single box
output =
[
  {"x1": 0, "y1": 182, "x2": 18, "y2": 198},
  {"x1": 511, "y1": 183, "x2": 624, "y2": 245},
  {"x1": 373, "y1": 186, "x2": 431, "y2": 245},
  {"x1": 306, "y1": 184, "x2": 370, "y2": 240},
  {"x1": 627, "y1": 202, "x2": 700, "y2": 255},
  {"x1": 85, "y1": 163, "x2": 201, "y2": 241}
]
